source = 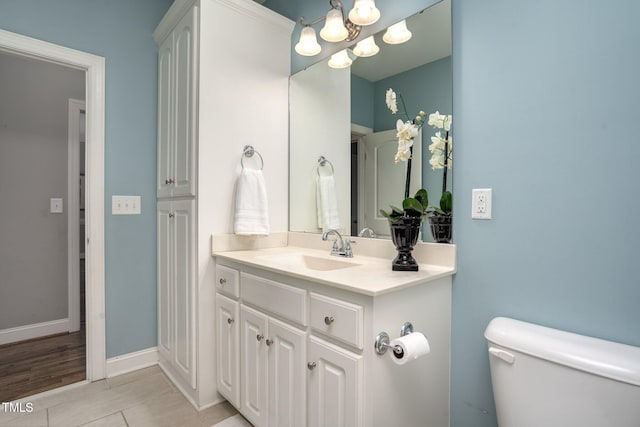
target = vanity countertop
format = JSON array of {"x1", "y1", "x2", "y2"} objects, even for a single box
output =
[{"x1": 213, "y1": 244, "x2": 455, "y2": 297}]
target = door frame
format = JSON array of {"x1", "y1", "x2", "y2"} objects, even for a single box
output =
[
  {"x1": 0, "y1": 29, "x2": 107, "y2": 381},
  {"x1": 68, "y1": 99, "x2": 85, "y2": 334}
]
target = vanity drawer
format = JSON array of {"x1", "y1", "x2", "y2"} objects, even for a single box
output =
[
  {"x1": 215, "y1": 265, "x2": 239, "y2": 299},
  {"x1": 240, "y1": 272, "x2": 307, "y2": 326},
  {"x1": 310, "y1": 292, "x2": 363, "y2": 349}
]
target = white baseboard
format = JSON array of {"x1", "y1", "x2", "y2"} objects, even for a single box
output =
[
  {"x1": 0, "y1": 318, "x2": 70, "y2": 345},
  {"x1": 106, "y1": 347, "x2": 159, "y2": 378}
]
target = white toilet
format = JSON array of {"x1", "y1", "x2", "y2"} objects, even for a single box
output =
[{"x1": 485, "y1": 317, "x2": 640, "y2": 427}]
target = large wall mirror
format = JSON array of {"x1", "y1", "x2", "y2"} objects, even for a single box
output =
[{"x1": 289, "y1": 0, "x2": 451, "y2": 240}]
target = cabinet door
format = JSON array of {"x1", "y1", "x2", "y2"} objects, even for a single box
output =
[
  {"x1": 241, "y1": 305, "x2": 269, "y2": 427},
  {"x1": 172, "y1": 200, "x2": 196, "y2": 388},
  {"x1": 157, "y1": 33, "x2": 173, "y2": 198},
  {"x1": 216, "y1": 293, "x2": 239, "y2": 407},
  {"x1": 171, "y1": 6, "x2": 197, "y2": 197},
  {"x1": 268, "y1": 318, "x2": 306, "y2": 427},
  {"x1": 157, "y1": 201, "x2": 173, "y2": 361},
  {"x1": 307, "y1": 336, "x2": 363, "y2": 427}
]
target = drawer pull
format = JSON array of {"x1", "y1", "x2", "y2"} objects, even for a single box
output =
[
  {"x1": 219, "y1": 278, "x2": 226, "y2": 286},
  {"x1": 165, "y1": 178, "x2": 175, "y2": 184},
  {"x1": 307, "y1": 361, "x2": 317, "y2": 370},
  {"x1": 265, "y1": 339, "x2": 274, "y2": 347},
  {"x1": 227, "y1": 317, "x2": 234, "y2": 325},
  {"x1": 256, "y1": 334, "x2": 264, "y2": 342},
  {"x1": 324, "y1": 316, "x2": 335, "y2": 325}
]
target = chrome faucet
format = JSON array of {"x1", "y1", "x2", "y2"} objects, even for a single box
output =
[
  {"x1": 358, "y1": 227, "x2": 377, "y2": 238},
  {"x1": 321, "y1": 229, "x2": 355, "y2": 258}
]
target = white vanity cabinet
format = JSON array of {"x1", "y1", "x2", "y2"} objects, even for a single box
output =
[
  {"x1": 157, "y1": 199, "x2": 196, "y2": 388},
  {"x1": 155, "y1": 0, "x2": 293, "y2": 409},
  {"x1": 214, "y1": 253, "x2": 453, "y2": 427},
  {"x1": 156, "y1": 4, "x2": 197, "y2": 199},
  {"x1": 238, "y1": 273, "x2": 306, "y2": 427}
]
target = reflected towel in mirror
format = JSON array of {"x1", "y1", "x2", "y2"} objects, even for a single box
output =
[
  {"x1": 234, "y1": 168, "x2": 270, "y2": 235},
  {"x1": 316, "y1": 175, "x2": 340, "y2": 230}
]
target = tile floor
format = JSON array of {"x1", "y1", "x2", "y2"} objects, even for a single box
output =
[{"x1": 0, "y1": 366, "x2": 241, "y2": 427}]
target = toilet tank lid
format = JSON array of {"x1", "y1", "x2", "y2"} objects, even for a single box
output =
[{"x1": 485, "y1": 317, "x2": 640, "y2": 387}]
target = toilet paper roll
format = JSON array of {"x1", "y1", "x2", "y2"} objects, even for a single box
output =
[{"x1": 389, "y1": 332, "x2": 430, "y2": 365}]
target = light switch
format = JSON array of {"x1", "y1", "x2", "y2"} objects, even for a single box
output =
[
  {"x1": 50, "y1": 198, "x2": 64, "y2": 213},
  {"x1": 112, "y1": 195, "x2": 141, "y2": 215}
]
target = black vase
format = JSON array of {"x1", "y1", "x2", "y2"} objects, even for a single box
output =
[
  {"x1": 389, "y1": 216, "x2": 422, "y2": 271},
  {"x1": 428, "y1": 215, "x2": 452, "y2": 243}
]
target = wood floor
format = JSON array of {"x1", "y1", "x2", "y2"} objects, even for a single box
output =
[{"x1": 0, "y1": 329, "x2": 86, "y2": 402}]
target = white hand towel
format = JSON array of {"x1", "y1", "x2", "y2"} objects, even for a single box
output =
[
  {"x1": 234, "y1": 168, "x2": 270, "y2": 235},
  {"x1": 316, "y1": 174, "x2": 340, "y2": 231}
]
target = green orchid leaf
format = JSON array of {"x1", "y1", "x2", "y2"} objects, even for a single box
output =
[
  {"x1": 440, "y1": 191, "x2": 453, "y2": 214},
  {"x1": 414, "y1": 189, "x2": 428, "y2": 208},
  {"x1": 402, "y1": 197, "x2": 424, "y2": 216}
]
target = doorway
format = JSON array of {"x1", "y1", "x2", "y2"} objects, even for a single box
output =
[{"x1": 0, "y1": 28, "x2": 106, "y2": 397}]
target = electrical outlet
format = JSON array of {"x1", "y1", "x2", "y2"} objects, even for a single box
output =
[{"x1": 472, "y1": 188, "x2": 492, "y2": 219}]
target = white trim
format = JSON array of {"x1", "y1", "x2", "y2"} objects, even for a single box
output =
[
  {"x1": 106, "y1": 347, "x2": 159, "y2": 378},
  {"x1": 68, "y1": 99, "x2": 85, "y2": 333},
  {"x1": 351, "y1": 123, "x2": 373, "y2": 136},
  {"x1": 0, "y1": 29, "x2": 106, "y2": 382},
  {"x1": 0, "y1": 319, "x2": 70, "y2": 346}
]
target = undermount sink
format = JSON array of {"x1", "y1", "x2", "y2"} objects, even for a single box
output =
[{"x1": 257, "y1": 253, "x2": 361, "y2": 272}]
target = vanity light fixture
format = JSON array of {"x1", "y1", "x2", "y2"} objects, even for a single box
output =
[
  {"x1": 296, "y1": 0, "x2": 380, "y2": 57},
  {"x1": 383, "y1": 19, "x2": 412, "y2": 44},
  {"x1": 328, "y1": 49, "x2": 353, "y2": 69},
  {"x1": 353, "y1": 35, "x2": 379, "y2": 57},
  {"x1": 320, "y1": 8, "x2": 349, "y2": 42},
  {"x1": 348, "y1": 0, "x2": 381, "y2": 26},
  {"x1": 295, "y1": 26, "x2": 322, "y2": 56}
]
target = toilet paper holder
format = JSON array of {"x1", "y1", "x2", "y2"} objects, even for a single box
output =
[{"x1": 374, "y1": 321, "x2": 414, "y2": 355}]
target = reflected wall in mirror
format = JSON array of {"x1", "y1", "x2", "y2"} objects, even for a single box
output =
[{"x1": 289, "y1": 0, "x2": 452, "y2": 241}]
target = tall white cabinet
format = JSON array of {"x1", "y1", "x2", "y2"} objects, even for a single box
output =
[{"x1": 154, "y1": 0, "x2": 293, "y2": 409}]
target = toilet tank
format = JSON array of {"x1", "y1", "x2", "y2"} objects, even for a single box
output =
[{"x1": 485, "y1": 317, "x2": 640, "y2": 427}]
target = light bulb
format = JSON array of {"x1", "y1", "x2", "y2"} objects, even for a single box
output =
[
  {"x1": 348, "y1": 0, "x2": 380, "y2": 26},
  {"x1": 295, "y1": 26, "x2": 321, "y2": 56},
  {"x1": 383, "y1": 20, "x2": 412, "y2": 45},
  {"x1": 353, "y1": 36, "x2": 379, "y2": 57},
  {"x1": 320, "y1": 8, "x2": 348, "y2": 42},
  {"x1": 328, "y1": 49, "x2": 352, "y2": 69}
]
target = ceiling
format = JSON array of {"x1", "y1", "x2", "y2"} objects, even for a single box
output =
[{"x1": 350, "y1": 0, "x2": 451, "y2": 82}]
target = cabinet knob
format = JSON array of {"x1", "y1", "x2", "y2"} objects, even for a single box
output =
[
  {"x1": 165, "y1": 178, "x2": 175, "y2": 184},
  {"x1": 168, "y1": 212, "x2": 175, "y2": 219},
  {"x1": 256, "y1": 334, "x2": 264, "y2": 342},
  {"x1": 219, "y1": 278, "x2": 226, "y2": 286},
  {"x1": 265, "y1": 339, "x2": 274, "y2": 347},
  {"x1": 307, "y1": 361, "x2": 317, "y2": 370},
  {"x1": 227, "y1": 317, "x2": 234, "y2": 325},
  {"x1": 324, "y1": 316, "x2": 335, "y2": 325}
]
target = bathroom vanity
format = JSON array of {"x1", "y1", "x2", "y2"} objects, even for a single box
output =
[{"x1": 213, "y1": 233, "x2": 455, "y2": 427}]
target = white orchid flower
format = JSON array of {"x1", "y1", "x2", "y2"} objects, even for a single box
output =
[
  {"x1": 396, "y1": 119, "x2": 418, "y2": 142},
  {"x1": 443, "y1": 115, "x2": 452, "y2": 131},
  {"x1": 429, "y1": 153, "x2": 444, "y2": 170},
  {"x1": 395, "y1": 148, "x2": 411, "y2": 163},
  {"x1": 428, "y1": 111, "x2": 445, "y2": 128},
  {"x1": 429, "y1": 135, "x2": 446, "y2": 154},
  {"x1": 386, "y1": 89, "x2": 398, "y2": 114}
]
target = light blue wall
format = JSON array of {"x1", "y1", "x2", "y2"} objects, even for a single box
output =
[
  {"x1": 350, "y1": 74, "x2": 375, "y2": 129},
  {"x1": 452, "y1": 1, "x2": 640, "y2": 426},
  {"x1": 274, "y1": 1, "x2": 640, "y2": 426},
  {"x1": 0, "y1": 0, "x2": 174, "y2": 358}
]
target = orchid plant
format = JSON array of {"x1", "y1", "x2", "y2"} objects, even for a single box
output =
[
  {"x1": 380, "y1": 88, "x2": 430, "y2": 223},
  {"x1": 427, "y1": 111, "x2": 453, "y2": 216}
]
